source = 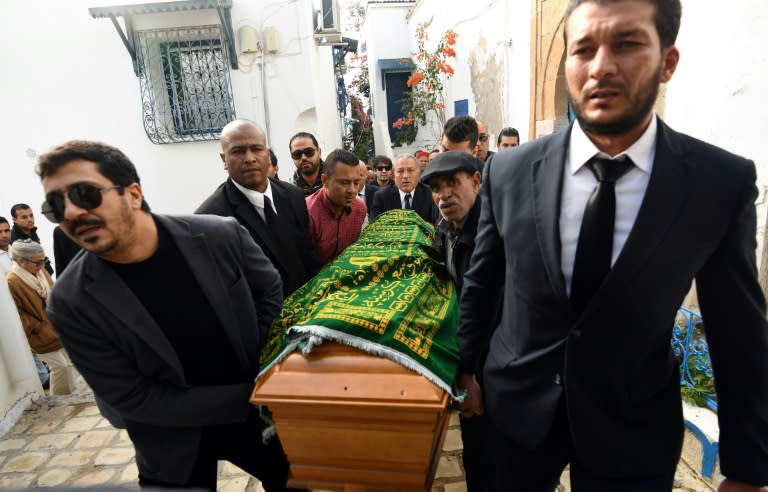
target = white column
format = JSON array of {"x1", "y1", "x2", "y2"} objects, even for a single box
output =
[{"x1": 0, "y1": 278, "x2": 43, "y2": 437}]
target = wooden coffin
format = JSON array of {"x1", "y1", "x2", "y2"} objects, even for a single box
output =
[{"x1": 250, "y1": 342, "x2": 452, "y2": 492}]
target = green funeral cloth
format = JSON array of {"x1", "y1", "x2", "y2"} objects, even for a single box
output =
[{"x1": 258, "y1": 209, "x2": 461, "y2": 397}]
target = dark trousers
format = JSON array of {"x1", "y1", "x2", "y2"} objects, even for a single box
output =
[
  {"x1": 493, "y1": 400, "x2": 678, "y2": 492},
  {"x1": 138, "y1": 411, "x2": 302, "y2": 492},
  {"x1": 460, "y1": 413, "x2": 496, "y2": 492}
]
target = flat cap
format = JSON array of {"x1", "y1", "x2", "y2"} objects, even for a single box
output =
[{"x1": 420, "y1": 151, "x2": 479, "y2": 184}]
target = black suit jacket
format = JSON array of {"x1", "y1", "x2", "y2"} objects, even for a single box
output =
[
  {"x1": 370, "y1": 182, "x2": 439, "y2": 224},
  {"x1": 362, "y1": 183, "x2": 379, "y2": 219},
  {"x1": 459, "y1": 119, "x2": 768, "y2": 484},
  {"x1": 196, "y1": 178, "x2": 321, "y2": 296},
  {"x1": 47, "y1": 214, "x2": 284, "y2": 483}
]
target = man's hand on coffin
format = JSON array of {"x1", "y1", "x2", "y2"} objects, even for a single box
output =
[{"x1": 456, "y1": 372, "x2": 484, "y2": 417}]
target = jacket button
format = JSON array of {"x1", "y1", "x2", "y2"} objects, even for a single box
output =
[{"x1": 554, "y1": 373, "x2": 562, "y2": 385}]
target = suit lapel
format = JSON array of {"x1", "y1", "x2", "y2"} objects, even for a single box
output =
[
  {"x1": 226, "y1": 180, "x2": 286, "y2": 272},
  {"x1": 158, "y1": 216, "x2": 254, "y2": 375},
  {"x1": 83, "y1": 256, "x2": 185, "y2": 375},
  {"x1": 582, "y1": 119, "x2": 689, "y2": 317},
  {"x1": 389, "y1": 185, "x2": 401, "y2": 208},
  {"x1": 532, "y1": 129, "x2": 570, "y2": 301},
  {"x1": 413, "y1": 184, "x2": 430, "y2": 215}
]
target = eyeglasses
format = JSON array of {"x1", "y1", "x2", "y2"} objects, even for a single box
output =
[
  {"x1": 290, "y1": 147, "x2": 316, "y2": 160},
  {"x1": 41, "y1": 183, "x2": 123, "y2": 223},
  {"x1": 478, "y1": 134, "x2": 489, "y2": 143},
  {"x1": 376, "y1": 166, "x2": 392, "y2": 172},
  {"x1": 24, "y1": 256, "x2": 48, "y2": 267}
]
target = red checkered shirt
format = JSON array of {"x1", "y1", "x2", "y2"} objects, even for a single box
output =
[{"x1": 306, "y1": 187, "x2": 367, "y2": 265}]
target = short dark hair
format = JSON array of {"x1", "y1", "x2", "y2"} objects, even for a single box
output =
[
  {"x1": 324, "y1": 149, "x2": 360, "y2": 177},
  {"x1": 563, "y1": 0, "x2": 682, "y2": 48},
  {"x1": 288, "y1": 132, "x2": 319, "y2": 150},
  {"x1": 10, "y1": 204, "x2": 31, "y2": 218},
  {"x1": 443, "y1": 116, "x2": 479, "y2": 148},
  {"x1": 36, "y1": 140, "x2": 151, "y2": 212},
  {"x1": 497, "y1": 127, "x2": 520, "y2": 146},
  {"x1": 372, "y1": 155, "x2": 392, "y2": 169},
  {"x1": 0, "y1": 216, "x2": 9, "y2": 226},
  {"x1": 269, "y1": 149, "x2": 278, "y2": 168}
]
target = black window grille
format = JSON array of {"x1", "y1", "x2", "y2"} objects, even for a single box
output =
[{"x1": 134, "y1": 26, "x2": 236, "y2": 144}]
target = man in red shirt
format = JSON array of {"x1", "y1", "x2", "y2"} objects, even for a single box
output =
[{"x1": 306, "y1": 149, "x2": 366, "y2": 265}]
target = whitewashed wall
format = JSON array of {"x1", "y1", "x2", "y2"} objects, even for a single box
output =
[
  {"x1": 362, "y1": 2, "x2": 414, "y2": 157},
  {"x1": 666, "y1": 0, "x2": 768, "y2": 245},
  {"x1": 407, "y1": 0, "x2": 532, "y2": 148},
  {"x1": 0, "y1": 0, "x2": 341, "y2": 258},
  {"x1": 0, "y1": 0, "x2": 344, "y2": 427},
  {"x1": 362, "y1": 0, "x2": 532, "y2": 154}
]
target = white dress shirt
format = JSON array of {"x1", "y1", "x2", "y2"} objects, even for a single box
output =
[
  {"x1": 398, "y1": 187, "x2": 416, "y2": 209},
  {"x1": 231, "y1": 179, "x2": 278, "y2": 222},
  {"x1": 560, "y1": 117, "x2": 657, "y2": 294}
]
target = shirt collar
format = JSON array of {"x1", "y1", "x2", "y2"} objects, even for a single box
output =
[
  {"x1": 569, "y1": 115, "x2": 657, "y2": 175},
  {"x1": 231, "y1": 178, "x2": 277, "y2": 214},
  {"x1": 398, "y1": 187, "x2": 416, "y2": 201}
]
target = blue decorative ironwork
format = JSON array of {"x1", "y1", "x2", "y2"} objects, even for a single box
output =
[
  {"x1": 134, "y1": 26, "x2": 236, "y2": 144},
  {"x1": 684, "y1": 419, "x2": 719, "y2": 478},
  {"x1": 672, "y1": 307, "x2": 717, "y2": 411}
]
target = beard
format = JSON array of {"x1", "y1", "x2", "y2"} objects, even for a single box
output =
[
  {"x1": 569, "y1": 66, "x2": 662, "y2": 136},
  {"x1": 300, "y1": 160, "x2": 320, "y2": 176},
  {"x1": 69, "y1": 197, "x2": 135, "y2": 257}
]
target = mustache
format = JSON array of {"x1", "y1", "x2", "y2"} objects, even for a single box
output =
[
  {"x1": 440, "y1": 198, "x2": 458, "y2": 209},
  {"x1": 68, "y1": 217, "x2": 105, "y2": 235},
  {"x1": 587, "y1": 80, "x2": 625, "y2": 93}
]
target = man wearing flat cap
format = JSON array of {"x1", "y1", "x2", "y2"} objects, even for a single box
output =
[{"x1": 421, "y1": 151, "x2": 496, "y2": 492}]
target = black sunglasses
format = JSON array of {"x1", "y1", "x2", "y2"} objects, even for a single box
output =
[
  {"x1": 41, "y1": 183, "x2": 123, "y2": 223},
  {"x1": 290, "y1": 147, "x2": 316, "y2": 160},
  {"x1": 478, "y1": 134, "x2": 489, "y2": 142},
  {"x1": 376, "y1": 166, "x2": 392, "y2": 171}
]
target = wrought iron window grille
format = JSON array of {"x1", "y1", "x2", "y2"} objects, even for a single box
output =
[
  {"x1": 672, "y1": 307, "x2": 717, "y2": 411},
  {"x1": 134, "y1": 26, "x2": 236, "y2": 144}
]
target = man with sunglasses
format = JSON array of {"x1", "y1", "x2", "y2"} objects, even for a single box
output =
[
  {"x1": 36, "y1": 140, "x2": 300, "y2": 492},
  {"x1": 372, "y1": 155, "x2": 393, "y2": 188},
  {"x1": 475, "y1": 120, "x2": 494, "y2": 164},
  {"x1": 289, "y1": 132, "x2": 324, "y2": 196},
  {"x1": 440, "y1": 116, "x2": 479, "y2": 156},
  {"x1": 197, "y1": 120, "x2": 321, "y2": 297}
]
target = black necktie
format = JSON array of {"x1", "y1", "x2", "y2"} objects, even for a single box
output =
[
  {"x1": 570, "y1": 156, "x2": 633, "y2": 314},
  {"x1": 263, "y1": 196, "x2": 276, "y2": 226},
  {"x1": 404, "y1": 193, "x2": 412, "y2": 210}
]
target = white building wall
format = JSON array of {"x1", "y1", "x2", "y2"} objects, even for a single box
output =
[
  {"x1": 0, "y1": 0, "x2": 343, "y2": 427},
  {"x1": 666, "y1": 0, "x2": 768, "y2": 250},
  {"x1": 362, "y1": 3, "x2": 414, "y2": 157},
  {"x1": 364, "y1": 0, "x2": 532, "y2": 154},
  {"x1": 0, "y1": 0, "x2": 340, "y2": 259}
]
